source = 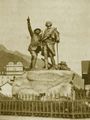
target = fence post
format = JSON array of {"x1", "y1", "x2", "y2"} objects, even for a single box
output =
[
  {"x1": 71, "y1": 88, "x2": 75, "y2": 119},
  {"x1": 32, "y1": 94, "x2": 34, "y2": 116},
  {"x1": 0, "y1": 101, "x2": 1, "y2": 115},
  {"x1": 50, "y1": 93, "x2": 53, "y2": 117},
  {"x1": 15, "y1": 100, "x2": 18, "y2": 116},
  {"x1": 70, "y1": 78, "x2": 75, "y2": 119},
  {"x1": 72, "y1": 99, "x2": 74, "y2": 119}
]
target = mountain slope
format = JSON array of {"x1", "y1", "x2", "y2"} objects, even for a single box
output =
[
  {"x1": 0, "y1": 50, "x2": 29, "y2": 71},
  {"x1": 0, "y1": 44, "x2": 44, "y2": 72}
]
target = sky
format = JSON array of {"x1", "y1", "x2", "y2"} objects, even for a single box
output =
[{"x1": 0, "y1": 0, "x2": 90, "y2": 75}]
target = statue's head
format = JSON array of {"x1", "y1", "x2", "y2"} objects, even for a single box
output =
[
  {"x1": 45, "y1": 21, "x2": 52, "y2": 28},
  {"x1": 34, "y1": 28, "x2": 41, "y2": 35}
]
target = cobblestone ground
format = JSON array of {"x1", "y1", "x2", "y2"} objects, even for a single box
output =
[{"x1": 0, "y1": 116, "x2": 90, "y2": 120}]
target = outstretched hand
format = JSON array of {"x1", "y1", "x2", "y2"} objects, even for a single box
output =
[{"x1": 27, "y1": 16, "x2": 30, "y2": 23}]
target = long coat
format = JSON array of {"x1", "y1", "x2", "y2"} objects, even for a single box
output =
[{"x1": 42, "y1": 27, "x2": 60, "y2": 57}]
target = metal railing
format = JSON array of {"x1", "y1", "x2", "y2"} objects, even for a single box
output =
[{"x1": 0, "y1": 93, "x2": 90, "y2": 118}]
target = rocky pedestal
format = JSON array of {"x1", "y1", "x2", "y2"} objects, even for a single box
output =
[{"x1": 12, "y1": 70, "x2": 84, "y2": 99}]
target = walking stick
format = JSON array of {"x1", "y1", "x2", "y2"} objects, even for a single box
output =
[{"x1": 56, "y1": 42, "x2": 59, "y2": 64}]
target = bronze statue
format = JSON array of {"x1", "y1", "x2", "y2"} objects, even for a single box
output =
[
  {"x1": 27, "y1": 17, "x2": 42, "y2": 69},
  {"x1": 41, "y1": 21, "x2": 60, "y2": 69}
]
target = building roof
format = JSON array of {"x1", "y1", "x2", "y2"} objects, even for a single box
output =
[
  {"x1": 6, "y1": 61, "x2": 23, "y2": 67},
  {"x1": 0, "y1": 81, "x2": 12, "y2": 87}
]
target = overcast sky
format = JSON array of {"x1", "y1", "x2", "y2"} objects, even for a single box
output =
[{"x1": 0, "y1": 0, "x2": 90, "y2": 75}]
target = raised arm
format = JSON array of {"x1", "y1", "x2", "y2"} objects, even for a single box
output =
[{"x1": 27, "y1": 17, "x2": 33, "y2": 37}]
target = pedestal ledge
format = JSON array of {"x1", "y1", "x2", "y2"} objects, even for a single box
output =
[{"x1": 27, "y1": 70, "x2": 74, "y2": 82}]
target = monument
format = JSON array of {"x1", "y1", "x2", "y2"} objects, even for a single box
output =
[
  {"x1": 27, "y1": 17, "x2": 60, "y2": 70},
  {"x1": 12, "y1": 17, "x2": 84, "y2": 100}
]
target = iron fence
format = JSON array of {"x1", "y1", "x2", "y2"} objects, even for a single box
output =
[{"x1": 0, "y1": 94, "x2": 90, "y2": 118}]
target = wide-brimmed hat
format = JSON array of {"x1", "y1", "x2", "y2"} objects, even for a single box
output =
[{"x1": 34, "y1": 28, "x2": 41, "y2": 33}]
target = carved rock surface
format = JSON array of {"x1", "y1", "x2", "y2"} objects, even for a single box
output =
[{"x1": 13, "y1": 70, "x2": 84, "y2": 97}]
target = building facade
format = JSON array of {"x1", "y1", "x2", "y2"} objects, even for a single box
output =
[
  {"x1": 0, "y1": 82, "x2": 12, "y2": 97},
  {"x1": 81, "y1": 61, "x2": 90, "y2": 90},
  {"x1": 6, "y1": 62, "x2": 24, "y2": 75}
]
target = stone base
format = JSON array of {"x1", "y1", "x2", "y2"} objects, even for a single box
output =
[{"x1": 12, "y1": 70, "x2": 84, "y2": 98}]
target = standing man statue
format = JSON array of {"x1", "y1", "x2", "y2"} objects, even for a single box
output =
[
  {"x1": 27, "y1": 17, "x2": 42, "y2": 70},
  {"x1": 42, "y1": 21, "x2": 60, "y2": 69}
]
